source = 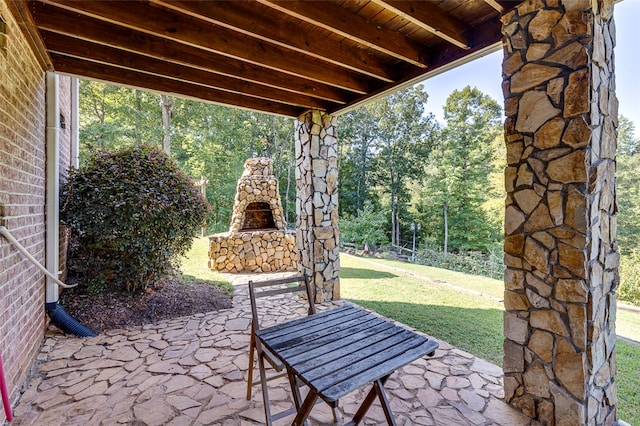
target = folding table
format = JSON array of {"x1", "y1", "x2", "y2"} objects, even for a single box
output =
[{"x1": 256, "y1": 303, "x2": 439, "y2": 425}]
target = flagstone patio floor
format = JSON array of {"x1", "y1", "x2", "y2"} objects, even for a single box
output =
[{"x1": 10, "y1": 273, "x2": 538, "y2": 425}]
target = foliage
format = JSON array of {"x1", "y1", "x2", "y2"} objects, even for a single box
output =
[
  {"x1": 338, "y1": 104, "x2": 388, "y2": 217},
  {"x1": 370, "y1": 85, "x2": 438, "y2": 245},
  {"x1": 339, "y1": 203, "x2": 389, "y2": 249},
  {"x1": 618, "y1": 115, "x2": 640, "y2": 156},
  {"x1": 79, "y1": 82, "x2": 165, "y2": 156},
  {"x1": 482, "y1": 134, "x2": 507, "y2": 237},
  {"x1": 416, "y1": 247, "x2": 504, "y2": 281},
  {"x1": 79, "y1": 81, "x2": 298, "y2": 233},
  {"x1": 416, "y1": 86, "x2": 502, "y2": 252},
  {"x1": 338, "y1": 85, "x2": 438, "y2": 245},
  {"x1": 616, "y1": 115, "x2": 640, "y2": 305},
  {"x1": 616, "y1": 116, "x2": 640, "y2": 254},
  {"x1": 619, "y1": 249, "x2": 640, "y2": 306},
  {"x1": 61, "y1": 144, "x2": 209, "y2": 292}
]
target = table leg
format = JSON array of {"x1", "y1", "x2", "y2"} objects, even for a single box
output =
[
  {"x1": 331, "y1": 403, "x2": 342, "y2": 425},
  {"x1": 292, "y1": 389, "x2": 318, "y2": 426},
  {"x1": 349, "y1": 374, "x2": 395, "y2": 426},
  {"x1": 374, "y1": 379, "x2": 396, "y2": 425},
  {"x1": 287, "y1": 367, "x2": 304, "y2": 410}
]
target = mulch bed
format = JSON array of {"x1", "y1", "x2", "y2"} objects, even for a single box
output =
[{"x1": 58, "y1": 277, "x2": 233, "y2": 334}]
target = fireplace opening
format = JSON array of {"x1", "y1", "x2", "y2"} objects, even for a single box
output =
[{"x1": 242, "y1": 202, "x2": 276, "y2": 230}]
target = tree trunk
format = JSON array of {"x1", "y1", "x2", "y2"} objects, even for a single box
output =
[
  {"x1": 285, "y1": 142, "x2": 293, "y2": 224},
  {"x1": 443, "y1": 201, "x2": 448, "y2": 254},
  {"x1": 160, "y1": 94, "x2": 173, "y2": 153},
  {"x1": 390, "y1": 175, "x2": 397, "y2": 246},
  {"x1": 134, "y1": 90, "x2": 142, "y2": 144}
]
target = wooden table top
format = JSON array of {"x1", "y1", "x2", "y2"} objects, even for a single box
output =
[{"x1": 256, "y1": 303, "x2": 439, "y2": 403}]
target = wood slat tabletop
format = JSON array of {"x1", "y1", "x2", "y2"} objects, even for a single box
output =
[{"x1": 256, "y1": 303, "x2": 439, "y2": 403}]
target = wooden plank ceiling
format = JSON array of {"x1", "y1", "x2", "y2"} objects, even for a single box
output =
[{"x1": 18, "y1": 0, "x2": 517, "y2": 118}]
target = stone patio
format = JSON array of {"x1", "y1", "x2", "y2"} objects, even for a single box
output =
[{"x1": 10, "y1": 274, "x2": 538, "y2": 425}]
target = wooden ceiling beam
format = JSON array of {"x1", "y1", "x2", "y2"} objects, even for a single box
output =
[
  {"x1": 328, "y1": 17, "x2": 504, "y2": 116},
  {"x1": 42, "y1": 31, "x2": 337, "y2": 111},
  {"x1": 426, "y1": 17, "x2": 503, "y2": 72},
  {"x1": 152, "y1": 0, "x2": 398, "y2": 83},
  {"x1": 51, "y1": 53, "x2": 304, "y2": 117},
  {"x1": 257, "y1": 0, "x2": 428, "y2": 68},
  {"x1": 370, "y1": 0, "x2": 472, "y2": 49},
  {"x1": 37, "y1": 0, "x2": 374, "y2": 93},
  {"x1": 482, "y1": 0, "x2": 506, "y2": 13},
  {"x1": 30, "y1": 1, "x2": 353, "y2": 104}
]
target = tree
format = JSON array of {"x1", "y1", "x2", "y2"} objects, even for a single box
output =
[
  {"x1": 338, "y1": 105, "x2": 382, "y2": 216},
  {"x1": 79, "y1": 80, "x2": 302, "y2": 233},
  {"x1": 616, "y1": 115, "x2": 640, "y2": 305},
  {"x1": 369, "y1": 85, "x2": 437, "y2": 246},
  {"x1": 242, "y1": 113, "x2": 296, "y2": 224},
  {"x1": 79, "y1": 81, "x2": 165, "y2": 155},
  {"x1": 160, "y1": 94, "x2": 174, "y2": 153},
  {"x1": 618, "y1": 115, "x2": 640, "y2": 156},
  {"x1": 419, "y1": 86, "x2": 502, "y2": 253},
  {"x1": 339, "y1": 202, "x2": 389, "y2": 248},
  {"x1": 616, "y1": 115, "x2": 640, "y2": 253},
  {"x1": 171, "y1": 102, "x2": 254, "y2": 232}
]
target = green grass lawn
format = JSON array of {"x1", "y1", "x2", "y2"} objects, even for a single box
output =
[
  {"x1": 180, "y1": 242, "x2": 640, "y2": 424},
  {"x1": 340, "y1": 253, "x2": 640, "y2": 425},
  {"x1": 179, "y1": 237, "x2": 233, "y2": 294},
  {"x1": 341, "y1": 261, "x2": 505, "y2": 364},
  {"x1": 356, "y1": 255, "x2": 640, "y2": 343}
]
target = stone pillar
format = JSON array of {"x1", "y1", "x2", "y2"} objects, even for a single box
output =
[
  {"x1": 295, "y1": 110, "x2": 340, "y2": 302},
  {"x1": 501, "y1": 1, "x2": 618, "y2": 425}
]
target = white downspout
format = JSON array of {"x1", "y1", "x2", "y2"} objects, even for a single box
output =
[
  {"x1": 70, "y1": 77, "x2": 80, "y2": 169},
  {"x1": 45, "y1": 72, "x2": 60, "y2": 304}
]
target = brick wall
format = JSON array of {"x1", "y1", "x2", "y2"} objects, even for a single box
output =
[{"x1": 0, "y1": 2, "x2": 71, "y2": 420}]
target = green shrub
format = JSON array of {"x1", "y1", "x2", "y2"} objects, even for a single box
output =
[
  {"x1": 619, "y1": 249, "x2": 640, "y2": 306},
  {"x1": 61, "y1": 145, "x2": 209, "y2": 292},
  {"x1": 416, "y1": 247, "x2": 504, "y2": 281},
  {"x1": 340, "y1": 202, "x2": 389, "y2": 249}
]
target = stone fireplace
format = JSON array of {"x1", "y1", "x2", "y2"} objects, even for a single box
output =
[{"x1": 208, "y1": 158, "x2": 298, "y2": 273}]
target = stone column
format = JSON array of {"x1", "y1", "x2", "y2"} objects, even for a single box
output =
[
  {"x1": 295, "y1": 110, "x2": 340, "y2": 302},
  {"x1": 501, "y1": 1, "x2": 618, "y2": 425}
]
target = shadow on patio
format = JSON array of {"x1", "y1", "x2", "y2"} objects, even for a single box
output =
[{"x1": 10, "y1": 274, "x2": 537, "y2": 425}]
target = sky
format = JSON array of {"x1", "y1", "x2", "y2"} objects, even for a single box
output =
[{"x1": 419, "y1": 0, "x2": 640, "y2": 137}]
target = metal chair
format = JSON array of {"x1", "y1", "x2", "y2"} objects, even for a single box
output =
[{"x1": 246, "y1": 273, "x2": 319, "y2": 425}]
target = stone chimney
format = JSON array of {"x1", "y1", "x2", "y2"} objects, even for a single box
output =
[{"x1": 208, "y1": 158, "x2": 298, "y2": 273}]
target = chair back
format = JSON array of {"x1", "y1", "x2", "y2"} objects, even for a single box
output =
[{"x1": 247, "y1": 273, "x2": 316, "y2": 333}]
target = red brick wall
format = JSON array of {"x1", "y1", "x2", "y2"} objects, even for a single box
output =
[{"x1": 0, "y1": 2, "x2": 59, "y2": 420}]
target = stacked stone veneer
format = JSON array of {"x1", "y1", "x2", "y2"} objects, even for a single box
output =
[
  {"x1": 501, "y1": 1, "x2": 618, "y2": 425},
  {"x1": 208, "y1": 158, "x2": 297, "y2": 273},
  {"x1": 295, "y1": 110, "x2": 340, "y2": 302}
]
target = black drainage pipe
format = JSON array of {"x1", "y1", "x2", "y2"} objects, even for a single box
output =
[{"x1": 45, "y1": 302, "x2": 96, "y2": 337}]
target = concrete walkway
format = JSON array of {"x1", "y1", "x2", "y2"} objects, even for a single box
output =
[{"x1": 10, "y1": 274, "x2": 538, "y2": 425}]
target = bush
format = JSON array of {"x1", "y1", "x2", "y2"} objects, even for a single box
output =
[
  {"x1": 416, "y1": 247, "x2": 504, "y2": 281},
  {"x1": 340, "y1": 202, "x2": 389, "y2": 249},
  {"x1": 61, "y1": 145, "x2": 209, "y2": 292}
]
